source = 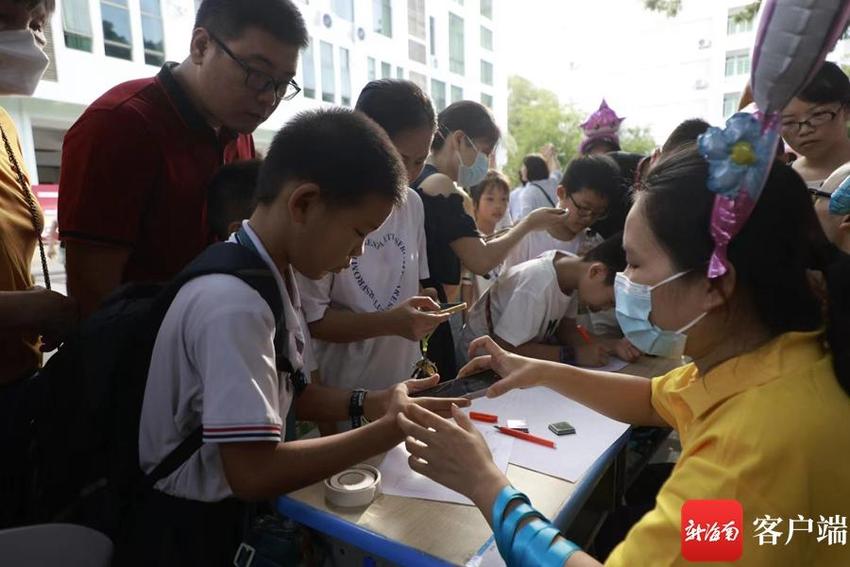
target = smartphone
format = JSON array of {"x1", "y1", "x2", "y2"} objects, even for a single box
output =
[
  {"x1": 548, "y1": 421, "x2": 576, "y2": 436},
  {"x1": 411, "y1": 369, "x2": 500, "y2": 399},
  {"x1": 436, "y1": 302, "x2": 468, "y2": 316}
]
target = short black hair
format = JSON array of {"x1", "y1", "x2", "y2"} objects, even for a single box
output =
[
  {"x1": 432, "y1": 100, "x2": 501, "y2": 150},
  {"x1": 560, "y1": 154, "x2": 621, "y2": 202},
  {"x1": 195, "y1": 0, "x2": 308, "y2": 48},
  {"x1": 582, "y1": 231, "x2": 626, "y2": 285},
  {"x1": 256, "y1": 108, "x2": 406, "y2": 209},
  {"x1": 799, "y1": 61, "x2": 850, "y2": 107},
  {"x1": 591, "y1": 151, "x2": 642, "y2": 238},
  {"x1": 522, "y1": 154, "x2": 550, "y2": 182},
  {"x1": 470, "y1": 170, "x2": 510, "y2": 208},
  {"x1": 207, "y1": 160, "x2": 261, "y2": 240},
  {"x1": 355, "y1": 80, "x2": 436, "y2": 139},
  {"x1": 662, "y1": 118, "x2": 710, "y2": 154}
]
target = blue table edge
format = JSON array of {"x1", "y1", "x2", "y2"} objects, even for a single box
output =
[{"x1": 276, "y1": 427, "x2": 632, "y2": 566}]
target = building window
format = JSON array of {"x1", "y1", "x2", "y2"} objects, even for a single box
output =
[
  {"x1": 723, "y1": 92, "x2": 740, "y2": 117},
  {"x1": 480, "y1": 0, "x2": 493, "y2": 19},
  {"x1": 141, "y1": 0, "x2": 165, "y2": 66},
  {"x1": 431, "y1": 79, "x2": 446, "y2": 111},
  {"x1": 408, "y1": 40, "x2": 426, "y2": 64},
  {"x1": 373, "y1": 0, "x2": 392, "y2": 37},
  {"x1": 340, "y1": 47, "x2": 351, "y2": 106},
  {"x1": 367, "y1": 57, "x2": 376, "y2": 81},
  {"x1": 451, "y1": 85, "x2": 463, "y2": 103},
  {"x1": 429, "y1": 16, "x2": 436, "y2": 55},
  {"x1": 449, "y1": 14, "x2": 465, "y2": 75},
  {"x1": 320, "y1": 40, "x2": 335, "y2": 103},
  {"x1": 381, "y1": 61, "x2": 392, "y2": 79},
  {"x1": 332, "y1": 0, "x2": 353, "y2": 22},
  {"x1": 480, "y1": 60, "x2": 493, "y2": 86},
  {"x1": 101, "y1": 0, "x2": 132, "y2": 60},
  {"x1": 62, "y1": 0, "x2": 93, "y2": 52},
  {"x1": 727, "y1": 8, "x2": 754, "y2": 35},
  {"x1": 725, "y1": 51, "x2": 750, "y2": 77},
  {"x1": 480, "y1": 26, "x2": 492, "y2": 50},
  {"x1": 396, "y1": 66, "x2": 404, "y2": 79},
  {"x1": 408, "y1": 0, "x2": 425, "y2": 39},
  {"x1": 302, "y1": 38, "x2": 316, "y2": 98},
  {"x1": 481, "y1": 92, "x2": 493, "y2": 109},
  {"x1": 409, "y1": 71, "x2": 427, "y2": 92}
]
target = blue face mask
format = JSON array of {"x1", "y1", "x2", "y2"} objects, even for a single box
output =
[
  {"x1": 456, "y1": 134, "x2": 489, "y2": 187},
  {"x1": 614, "y1": 271, "x2": 706, "y2": 359}
]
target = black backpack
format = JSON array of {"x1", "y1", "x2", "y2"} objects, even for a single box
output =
[{"x1": 22, "y1": 241, "x2": 285, "y2": 537}]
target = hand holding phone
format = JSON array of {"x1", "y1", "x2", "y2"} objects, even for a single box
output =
[{"x1": 410, "y1": 369, "x2": 500, "y2": 399}]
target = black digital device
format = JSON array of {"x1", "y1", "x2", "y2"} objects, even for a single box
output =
[{"x1": 411, "y1": 369, "x2": 500, "y2": 399}]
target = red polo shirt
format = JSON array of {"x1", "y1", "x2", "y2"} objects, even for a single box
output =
[{"x1": 58, "y1": 63, "x2": 255, "y2": 283}]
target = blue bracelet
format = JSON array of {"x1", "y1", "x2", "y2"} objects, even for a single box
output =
[
  {"x1": 510, "y1": 518, "x2": 548, "y2": 567},
  {"x1": 541, "y1": 537, "x2": 582, "y2": 567},
  {"x1": 498, "y1": 503, "x2": 540, "y2": 560},
  {"x1": 493, "y1": 486, "x2": 531, "y2": 555},
  {"x1": 520, "y1": 525, "x2": 560, "y2": 567}
]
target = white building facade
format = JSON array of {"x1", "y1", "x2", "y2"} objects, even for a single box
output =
[{"x1": 0, "y1": 0, "x2": 507, "y2": 188}]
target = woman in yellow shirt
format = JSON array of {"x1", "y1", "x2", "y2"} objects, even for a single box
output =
[{"x1": 397, "y1": 146, "x2": 850, "y2": 566}]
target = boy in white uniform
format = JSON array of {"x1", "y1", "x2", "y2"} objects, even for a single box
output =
[
  {"x1": 502, "y1": 155, "x2": 621, "y2": 272},
  {"x1": 461, "y1": 234, "x2": 639, "y2": 366},
  {"x1": 297, "y1": 81, "x2": 449, "y2": 415},
  {"x1": 130, "y1": 108, "x2": 467, "y2": 566}
]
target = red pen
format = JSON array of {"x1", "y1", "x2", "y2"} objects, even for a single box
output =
[
  {"x1": 470, "y1": 411, "x2": 498, "y2": 423},
  {"x1": 494, "y1": 426, "x2": 556, "y2": 449},
  {"x1": 576, "y1": 324, "x2": 594, "y2": 346}
]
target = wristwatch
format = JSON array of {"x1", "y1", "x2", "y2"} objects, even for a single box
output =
[{"x1": 349, "y1": 389, "x2": 368, "y2": 429}]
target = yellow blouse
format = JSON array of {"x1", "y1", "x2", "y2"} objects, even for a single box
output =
[{"x1": 606, "y1": 331, "x2": 850, "y2": 566}]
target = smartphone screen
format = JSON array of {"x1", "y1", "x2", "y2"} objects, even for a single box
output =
[{"x1": 411, "y1": 369, "x2": 500, "y2": 399}]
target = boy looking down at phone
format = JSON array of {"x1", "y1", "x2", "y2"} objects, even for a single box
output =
[{"x1": 459, "y1": 234, "x2": 636, "y2": 367}]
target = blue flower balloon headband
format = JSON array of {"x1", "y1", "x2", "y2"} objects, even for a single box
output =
[{"x1": 695, "y1": 0, "x2": 850, "y2": 279}]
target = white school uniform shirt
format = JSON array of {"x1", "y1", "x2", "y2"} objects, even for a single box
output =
[
  {"x1": 508, "y1": 184, "x2": 525, "y2": 222},
  {"x1": 501, "y1": 228, "x2": 603, "y2": 274},
  {"x1": 516, "y1": 178, "x2": 559, "y2": 220},
  {"x1": 460, "y1": 250, "x2": 578, "y2": 360},
  {"x1": 139, "y1": 221, "x2": 316, "y2": 502},
  {"x1": 297, "y1": 188, "x2": 430, "y2": 392}
]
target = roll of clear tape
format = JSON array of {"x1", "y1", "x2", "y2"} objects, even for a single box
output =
[{"x1": 323, "y1": 464, "x2": 382, "y2": 508}]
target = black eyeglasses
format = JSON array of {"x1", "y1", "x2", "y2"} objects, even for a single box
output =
[
  {"x1": 209, "y1": 33, "x2": 300, "y2": 103},
  {"x1": 807, "y1": 187, "x2": 832, "y2": 202},
  {"x1": 781, "y1": 109, "x2": 839, "y2": 136},
  {"x1": 568, "y1": 193, "x2": 609, "y2": 221}
]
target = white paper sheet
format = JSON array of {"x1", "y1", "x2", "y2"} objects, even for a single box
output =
[
  {"x1": 586, "y1": 355, "x2": 629, "y2": 373},
  {"x1": 467, "y1": 387, "x2": 630, "y2": 483},
  {"x1": 378, "y1": 424, "x2": 514, "y2": 505}
]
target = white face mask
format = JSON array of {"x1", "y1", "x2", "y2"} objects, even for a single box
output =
[{"x1": 0, "y1": 29, "x2": 49, "y2": 96}]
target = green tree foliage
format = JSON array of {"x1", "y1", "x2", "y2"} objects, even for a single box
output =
[{"x1": 506, "y1": 76, "x2": 656, "y2": 185}]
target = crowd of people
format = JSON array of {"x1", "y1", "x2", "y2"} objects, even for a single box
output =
[{"x1": 1, "y1": 0, "x2": 849, "y2": 566}]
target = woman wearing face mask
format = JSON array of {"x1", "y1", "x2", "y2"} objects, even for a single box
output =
[
  {"x1": 398, "y1": 146, "x2": 850, "y2": 566},
  {"x1": 411, "y1": 101, "x2": 565, "y2": 381},
  {"x1": 782, "y1": 62, "x2": 850, "y2": 188},
  {"x1": 1, "y1": 0, "x2": 77, "y2": 527}
]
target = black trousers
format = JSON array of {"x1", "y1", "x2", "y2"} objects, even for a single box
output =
[{"x1": 116, "y1": 488, "x2": 252, "y2": 567}]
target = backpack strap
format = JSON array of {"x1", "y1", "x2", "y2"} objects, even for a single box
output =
[
  {"x1": 143, "y1": 240, "x2": 289, "y2": 485},
  {"x1": 529, "y1": 182, "x2": 556, "y2": 207}
]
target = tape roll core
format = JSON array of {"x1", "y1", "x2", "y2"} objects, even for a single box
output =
[{"x1": 324, "y1": 464, "x2": 382, "y2": 508}]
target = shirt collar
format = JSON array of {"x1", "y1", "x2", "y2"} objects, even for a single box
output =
[
  {"x1": 157, "y1": 62, "x2": 239, "y2": 144},
  {"x1": 675, "y1": 331, "x2": 826, "y2": 420},
  {"x1": 229, "y1": 221, "x2": 306, "y2": 346}
]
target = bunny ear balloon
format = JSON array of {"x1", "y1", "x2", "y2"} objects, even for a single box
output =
[{"x1": 697, "y1": 0, "x2": 850, "y2": 278}]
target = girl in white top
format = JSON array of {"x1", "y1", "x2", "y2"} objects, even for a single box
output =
[{"x1": 296, "y1": 81, "x2": 449, "y2": 423}]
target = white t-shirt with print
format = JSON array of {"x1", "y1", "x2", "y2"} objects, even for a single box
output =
[
  {"x1": 139, "y1": 221, "x2": 316, "y2": 502},
  {"x1": 460, "y1": 250, "x2": 578, "y2": 359},
  {"x1": 297, "y1": 188, "x2": 430, "y2": 391},
  {"x1": 502, "y1": 228, "x2": 603, "y2": 274}
]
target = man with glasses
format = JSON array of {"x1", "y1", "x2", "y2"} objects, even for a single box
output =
[
  {"x1": 502, "y1": 154, "x2": 621, "y2": 273},
  {"x1": 781, "y1": 61, "x2": 850, "y2": 191},
  {"x1": 59, "y1": 0, "x2": 308, "y2": 316}
]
